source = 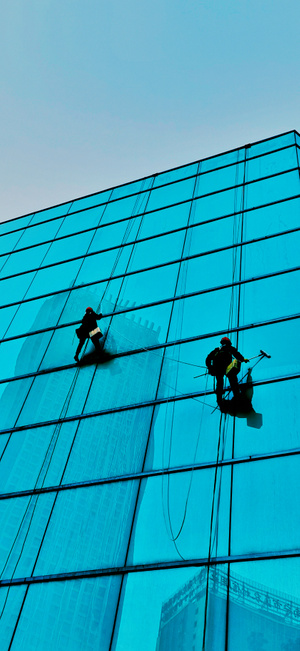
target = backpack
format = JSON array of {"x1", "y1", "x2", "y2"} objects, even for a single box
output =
[{"x1": 206, "y1": 348, "x2": 221, "y2": 376}]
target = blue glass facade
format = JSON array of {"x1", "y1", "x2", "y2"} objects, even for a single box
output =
[{"x1": 0, "y1": 129, "x2": 299, "y2": 649}]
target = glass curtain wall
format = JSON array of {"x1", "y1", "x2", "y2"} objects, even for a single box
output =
[{"x1": 0, "y1": 130, "x2": 299, "y2": 650}]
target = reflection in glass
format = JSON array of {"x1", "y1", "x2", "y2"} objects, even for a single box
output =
[{"x1": 10, "y1": 577, "x2": 121, "y2": 651}]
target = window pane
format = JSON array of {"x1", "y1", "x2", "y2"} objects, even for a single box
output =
[
  {"x1": 26, "y1": 259, "x2": 82, "y2": 299},
  {"x1": 88, "y1": 218, "x2": 140, "y2": 254},
  {"x1": 127, "y1": 467, "x2": 230, "y2": 564},
  {"x1": 231, "y1": 456, "x2": 300, "y2": 554},
  {"x1": 0, "y1": 585, "x2": 27, "y2": 649},
  {"x1": 116, "y1": 262, "x2": 180, "y2": 306},
  {"x1": 138, "y1": 202, "x2": 192, "y2": 239},
  {"x1": 108, "y1": 302, "x2": 172, "y2": 353},
  {"x1": 228, "y1": 558, "x2": 300, "y2": 651},
  {"x1": 153, "y1": 163, "x2": 198, "y2": 187},
  {"x1": 144, "y1": 397, "x2": 233, "y2": 471},
  {"x1": 245, "y1": 170, "x2": 300, "y2": 211},
  {"x1": 58, "y1": 204, "x2": 107, "y2": 238},
  {"x1": 69, "y1": 189, "x2": 112, "y2": 213},
  {"x1": 111, "y1": 176, "x2": 153, "y2": 199},
  {"x1": 0, "y1": 378, "x2": 33, "y2": 430},
  {"x1": 0, "y1": 214, "x2": 33, "y2": 235},
  {"x1": 201, "y1": 149, "x2": 240, "y2": 172},
  {"x1": 111, "y1": 566, "x2": 227, "y2": 651},
  {"x1": 0, "y1": 243, "x2": 50, "y2": 278},
  {"x1": 192, "y1": 186, "x2": 244, "y2": 223},
  {"x1": 0, "y1": 331, "x2": 52, "y2": 380},
  {"x1": 63, "y1": 407, "x2": 153, "y2": 484},
  {"x1": 30, "y1": 203, "x2": 71, "y2": 225},
  {"x1": 240, "y1": 271, "x2": 300, "y2": 325},
  {"x1": 76, "y1": 245, "x2": 133, "y2": 286},
  {"x1": 168, "y1": 288, "x2": 234, "y2": 342},
  {"x1": 243, "y1": 231, "x2": 300, "y2": 279},
  {"x1": 100, "y1": 192, "x2": 150, "y2": 226},
  {"x1": 147, "y1": 178, "x2": 196, "y2": 212},
  {"x1": 128, "y1": 231, "x2": 185, "y2": 272},
  {"x1": 247, "y1": 145, "x2": 297, "y2": 182},
  {"x1": 10, "y1": 577, "x2": 121, "y2": 651},
  {"x1": 244, "y1": 196, "x2": 300, "y2": 241},
  {"x1": 0, "y1": 230, "x2": 25, "y2": 256},
  {"x1": 6, "y1": 292, "x2": 68, "y2": 338},
  {"x1": 42, "y1": 230, "x2": 95, "y2": 266},
  {"x1": 248, "y1": 132, "x2": 295, "y2": 157},
  {"x1": 196, "y1": 162, "x2": 244, "y2": 196},
  {"x1": 234, "y1": 378, "x2": 300, "y2": 459},
  {"x1": 14, "y1": 217, "x2": 64, "y2": 248}
]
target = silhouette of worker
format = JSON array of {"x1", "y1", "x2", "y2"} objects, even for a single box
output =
[
  {"x1": 206, "y1": 337, "x2": 249, "y2": 406},
  {"x1": 74, "y1": 307, "x2": 103, "y2": 362}
]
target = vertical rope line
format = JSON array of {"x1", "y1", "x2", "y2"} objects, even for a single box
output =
[{"x1": 108, "y1": 164, "x2": 201, "y2": 651}]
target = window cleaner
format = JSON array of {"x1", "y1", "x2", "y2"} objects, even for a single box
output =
[
  {"x1": 74, "y1": 307, "x2": 103, "y2": 363},
  {"x1": 206, "y1": 336, "x2": 249, "y2": 406}
]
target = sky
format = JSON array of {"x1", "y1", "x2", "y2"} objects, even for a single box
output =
[{"x1": 1, "y1": 0, "x2": 300, "y2": 222}]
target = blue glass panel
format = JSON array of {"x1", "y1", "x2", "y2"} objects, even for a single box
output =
[
  {"x1": 228, "y1": 559, "x2": 300, "y2": 651},
  {"x1": 26, "y1": 259, "x2": 82, "y2": 299},
  {"x1": 100, "y1": 192, "x2": 150, "y2": 226},
  {"x1": 111, "y1": 567, "x2": 225, "y2": 651},
  {"x1": 240, "y1": 270, "x2": 300, "y2": 325},
  {"x1": 247, "y1": 146, "x2": 298, "y2": 182},
  {"x1": 56, "y1": 279, "x2": 122, "y2": 327},
  {"x1": 0, "y1": 230, "x2": 25, "y2": 256},
  {"x1": 111, "y1": 176, "x2": 153, "y2": 199},
  {"x1": 0, "y1": 491, "x2": 55, "y2": 579},
  {"x1": 0, "y1": 422, "x2": 77, "y2": 493},
  {"x1": 245, "y1": 170, "x2": 300, "y2": 210},
  {"x1": 115, "y1": 263, "x2": 180, "y2": 307},
  {"x1": 128, "y1": 231, "x2": 185, "y2": 272},
  {"x1": 0, "y1": 330, "x2": 53, "y2": 380},
  {"x1": 81, "y1": 348, "x2": 163, "y2": 415},
  {"x1": 42, "y1": 230, "x2": 95, "y2": 266},
  {"x1": 14, "y1": 217, "x2": 64, "y2": 248},
  {"x1": 248, "y1": 132, "x2": 295, "y2": 158},
  {"x1": 40, "y1": 323, "x2": 86, "y2": 370},
  {"x1": 196, "y1": 162, "x2": 244, "y2": 196},
  {"x1": 127, "y1": 467, "x2": 230, "y2": 564},
  {"x1": 192, "y1": 185, "x2": 244, "y2": 223},
  {"x1": 296, "y1": 132, "x2": 300, "y2": 147},
  {"x1": 234, "y1": 378, "x2": 300, "y2": 459},
  {"x1": 0, "y1": 378, "x2": 33, "y2": 430},
  {"x1": 0, "y1": 585, "x2": 27, "y2": 648},
  {"x1": 168, "y1": 287, "x2": 234, "y2": 342},
  {"x1": 0, "y1": 214, "x2": 33, "y2": 235},
  {"x1": 88, "y1": 217, "x2": 141, "y2": 254},
  {"x1": 0, "y1": 305, "x2": 20, "y2": 339},
  {"x1": 243, "y1": 231, "x2": 300, "y2": 279},
  {"x1": 57, "y1": 204, "x2": 107, "y2": 238},
  {"x1": 63, "y1": 407, "x2": 153, "y2": 484},
  {"x1": 201, "y1": 149, "x2": 240, "y2": 172},
  {"x1": 0, "y1": 243, "x2": 49, "y2": 278},
  {"x1": 69, "y1": 190, "x2": 112, "y2": 213},
  {"x1": 153, "y1": 163, "x2": 198, "y2": 187},
  {"x1": 138, "y1": 202, "x2": 191, "y2": 239},
  {"x1": 182, "y1": 216, "x2": 235, "y2": 258},
  {"x1": 6, "y1": 292, "x2": 68, "y2": 338},
  {"x1": 76, "y1": 246, "x2": 133, "y2": 286},
  {"x1": 108, "y1": 302, "x2": 172, "y2": 353},
  {"x1": 238, "y1": 318, "x2": 300, "y2": 381},
  {"x1": 0, "y1": 272, "x2": 35, "y2": 306},
  {"x1": 30, "y1": 203, "x2": 72, "y2": 225},
  {"x1": 244, "y1": 196, "x2": 300, "y2": 241},
  {"x1": 231, "y1": 455, "x2": 300, "y2": 554},
  {"x1": 144, "y1": 397, "x2": 233, "y2": 472},
  {"x1": 11, "y1": 577, "x2": 121, "y2": 651},
  {"x1": 147, "y1": 178, "x2": 196, "y2": 212},
  {"x1": 34, "y1": 481, "x2": 139, "y2": 574}
]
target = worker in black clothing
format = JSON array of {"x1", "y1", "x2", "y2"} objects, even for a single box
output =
[
  {"x1": 74, "y1": 307, "x2": 103, "y2": 362},
  {"x1": 206, "y1": 337, "x2": 249, "y2": 406}
]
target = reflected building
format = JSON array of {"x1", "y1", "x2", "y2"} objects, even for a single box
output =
[{"x1": 156, "y1": 567, "x2": 300, "y2": 651}]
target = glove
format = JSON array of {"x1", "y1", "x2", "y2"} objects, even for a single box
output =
[{"x1": 244, "y1": 358, "x2": 249, "y2": 363}]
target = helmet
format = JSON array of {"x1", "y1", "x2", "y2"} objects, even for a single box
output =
[
  {"x1": 220, "y1": 336, "x2": 231, "y2": 345},
  {"x1": 86, "y1": 307, "x2": 93, "y2": 313}
]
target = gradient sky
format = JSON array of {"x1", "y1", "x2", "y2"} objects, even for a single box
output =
[{"x1": 1, "y1": 0, "x2": 299, "y2": 222}]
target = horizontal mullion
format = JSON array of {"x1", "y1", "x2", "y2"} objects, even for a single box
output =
[
  {"x1": 1, "y1": 263, "x2": 300, "y2": 345},
  {"x1": 0, "y1": 371, "x2": 298, "y2": 436},
  {"x1": 1, "y1": 548, "x2": 300, "y2": 587},
  {"x1": 0, "y1": 218, "x2": 299, "y2": 287},
  {"x1": 1, "y1": 312, "x2": 299, "y2": 386},
  {"x1": 1, "y1": 136, "x2": 298, "y2": 236},
  {"x1": 1, "y1": 445, "x2": 300, "y2": 501}
]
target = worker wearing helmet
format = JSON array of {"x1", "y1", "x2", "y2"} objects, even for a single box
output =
[
  {"x1": 206, "y1": 337, "x2": 249, "y2": 406},
  {"x1": 74, "y1": 307, "x2": 103, "y2": 362}
]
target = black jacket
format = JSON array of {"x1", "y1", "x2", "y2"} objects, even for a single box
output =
[
  {"x1": 206, "y1": 344, "x2": 245, "y2": 376},
  {"x1": 77, "y1": 311, "x2": 102, "y2": 340}
]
